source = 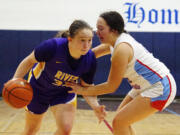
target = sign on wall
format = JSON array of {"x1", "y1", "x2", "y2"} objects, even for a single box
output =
[{"x1": 0, "y1": 0, "x2": 179, "y2": 32}]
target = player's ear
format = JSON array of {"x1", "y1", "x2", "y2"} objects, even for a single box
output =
[{"x1": 110, "y1": 29, "x2": 118, "y2": 34}]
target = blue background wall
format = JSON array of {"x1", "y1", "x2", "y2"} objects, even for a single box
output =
[{"x1": 0, "y1": 30, "x2": 179, "y2": 97}]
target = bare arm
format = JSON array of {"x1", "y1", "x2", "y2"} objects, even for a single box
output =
[
  {"x1": 92, "y1": 44, "x2": 111, "y2": 58},
  {"x1": 13, "y1": 51, "x2": 38, "y2": 78},
  {"x1": 67, "y1": 43, "x2": 133, "y2": 96},
  {"x1": 81, "y1": 43, "x2": 129, "y2": 95}
]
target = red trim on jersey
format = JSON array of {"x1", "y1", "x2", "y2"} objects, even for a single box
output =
[
  {"x1": 137, "y1": 59, "x2": 163, "y2": 79},
  {"x1": 151, "y1": 75, "x2": 172, "y2": 111}
]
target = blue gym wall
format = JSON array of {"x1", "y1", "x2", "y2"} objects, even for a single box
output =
[{"x1": 0, "y1": 30, "x2": 180, "y2": 97}]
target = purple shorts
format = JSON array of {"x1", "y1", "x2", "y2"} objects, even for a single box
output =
[{"x1": 27, "y1": 83, "x2": 76, "y2": 114}]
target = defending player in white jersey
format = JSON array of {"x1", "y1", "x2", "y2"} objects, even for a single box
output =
[{"x1": 66, "y1": 11, "x2": 177, "y2": 135}]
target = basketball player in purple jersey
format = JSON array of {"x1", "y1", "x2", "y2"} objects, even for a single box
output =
[{"x1": 11, "y1": 20, "x2": 106, "y2": 135}]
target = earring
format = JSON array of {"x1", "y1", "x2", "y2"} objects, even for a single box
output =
[{"x1": 68, "y1": 37, "x2": 72, "y2": 41}]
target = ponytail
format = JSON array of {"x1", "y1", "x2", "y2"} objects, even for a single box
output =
[{"x1": 55, "y1": 30, "x2": 69, "y2": 38}]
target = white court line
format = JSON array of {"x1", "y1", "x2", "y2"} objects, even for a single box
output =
[{"x1": 0, "y1": 109, "x2": 21, "y2": 132}]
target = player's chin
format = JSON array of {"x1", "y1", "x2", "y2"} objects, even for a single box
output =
[
  {"x1": 81, "y1": 50, "x2": 89, "y2": 55},
  {"x1": 100, "y1": 39, "x2": 107, "y2": 44}
]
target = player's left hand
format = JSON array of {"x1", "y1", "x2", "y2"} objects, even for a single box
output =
[{"x1": 65, "y1": 82, "x2": 85, "y2": 94}]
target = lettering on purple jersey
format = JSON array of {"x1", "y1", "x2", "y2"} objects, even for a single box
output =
[{"x1": 52, "y1": 70, "x2": 79, "y2": 86}]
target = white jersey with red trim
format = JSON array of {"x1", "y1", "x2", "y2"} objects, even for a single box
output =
[{"x1": 110, "y1": 33, "x2": 170, "y2": 90}]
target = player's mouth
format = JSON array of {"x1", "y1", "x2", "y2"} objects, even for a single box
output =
[{"x1": 99, "y1": 37, "x2": 104, "y2": 42}]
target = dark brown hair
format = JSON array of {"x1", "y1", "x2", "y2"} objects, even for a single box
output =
[
  {"x1": 55, "y1": 20, "x2": 92, "y2": 38},
  {"x1": 100, "y1": 11, "x2": 127, "y2": 34}
]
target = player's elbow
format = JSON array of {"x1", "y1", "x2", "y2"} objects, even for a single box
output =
[
  {"x1": 106, "y1": 83, "x2": 119, "y2": 94},
  {"x1": 110, "y1": 87, "x2": 118, "y2": 93}
]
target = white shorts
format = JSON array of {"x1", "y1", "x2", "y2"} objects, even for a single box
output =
[{"x1": 128, "y1": 74, "x2": 176, "y2": 111}]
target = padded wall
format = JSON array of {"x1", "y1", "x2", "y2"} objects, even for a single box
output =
[{"x1": 0, "y1": 30, "x2": 179, "y2": 96}]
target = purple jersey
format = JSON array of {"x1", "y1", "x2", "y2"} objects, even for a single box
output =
[
  {"x1": 30, "y1": 37, "x2": 96, "y2": 93},
  {"x1": 27, "y1": 38, "x2": 96, "y2": 114}
]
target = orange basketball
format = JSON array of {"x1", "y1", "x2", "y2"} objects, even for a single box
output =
[{"x1": 2, "y1": 78, "x2": 33, "y2": 108}]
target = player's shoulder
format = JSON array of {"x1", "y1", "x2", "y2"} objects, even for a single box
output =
[
  {"x1": 54, "y1": 38, "x2": 68, "y2": 46},
  {"x1": 86, "y1": 50, "x2": 96, "y2": 59},
  {"x1": 83, "y1": 50, "x2": 96, "y2": 66}
]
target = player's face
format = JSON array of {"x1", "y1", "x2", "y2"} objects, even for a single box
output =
[
  {"x1": 96, "y1": 17, "x2": 113, "y2": 43},
  {"x1": 72, "y1": 28, "x2": 93, "y2": 55}
]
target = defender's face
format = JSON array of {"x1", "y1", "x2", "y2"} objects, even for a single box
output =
[
  {"x1": 96, "y1": 17, "x2": 112, "y2": 43},
  {"x1": 72, "y1": 28, "x2": 93, "y2": 55}
]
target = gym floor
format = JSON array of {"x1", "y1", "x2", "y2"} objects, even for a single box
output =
[{"x1": 0, "y1": 97, "x2": 180, "y2": 135}]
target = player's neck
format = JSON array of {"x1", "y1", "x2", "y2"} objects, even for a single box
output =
[
  {"x1": 110, "y1": 34, "x2": 119, "y2": 48},
  {"x1": 68, "y1": 43, "x2": 81, "y2": 59}
]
